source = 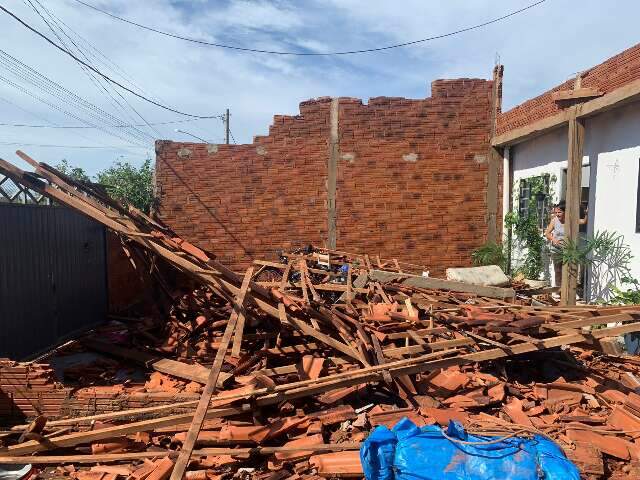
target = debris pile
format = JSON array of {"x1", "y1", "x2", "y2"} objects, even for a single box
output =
[{"x1": 1, "y1": 153, "x2": 640, "y2": 480}]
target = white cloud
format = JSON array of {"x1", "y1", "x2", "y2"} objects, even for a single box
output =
[{"x1": 0, "y1": 0, "x2": 639, "y2": 175}]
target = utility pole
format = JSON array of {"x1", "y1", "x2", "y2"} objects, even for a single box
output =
[{"x1": 224, "y1": 108, "x2": 230, "y2": 145}]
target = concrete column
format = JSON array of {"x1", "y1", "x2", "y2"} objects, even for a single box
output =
[{"x1": 327, "y1": 98, "x2": 339, "y2": 249}]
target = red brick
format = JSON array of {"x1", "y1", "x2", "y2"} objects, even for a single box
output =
[
  {"x1": 155, "y1": 79, "x2": 497, "y2": 276},
  {"x1": 497, "y1": 42, "x2": 640, "y2": 135}
]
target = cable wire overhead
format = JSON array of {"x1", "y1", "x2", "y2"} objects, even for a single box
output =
[
  {"x1": 0, "y1": 5, "x2": 221, "y2": 118},
  {"x1": 71, "y1": 0, "x2": 547, "y2": 56},
  {"x1": 0, "y1": 118, "x2": 222, "y2": 128}
]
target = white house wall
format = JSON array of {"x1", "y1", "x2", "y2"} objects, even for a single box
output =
[
  {"x1": 508, "y1": 100, "x2": 640, "y2": 298},
  {"x1": 585, "y1": 102, "x2": 640, "y2": 283},
  {"x1": 510, "y1": 126, "x2": 568, "y2": 286}
]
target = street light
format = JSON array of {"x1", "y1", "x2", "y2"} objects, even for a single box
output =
[{"x1": 174, "y1": 129, "x2": 210, "y2": 143}]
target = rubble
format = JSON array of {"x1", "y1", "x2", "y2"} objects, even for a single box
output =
[{"x1": 1, "y1": 153, "x2": 640, "y2": 479}]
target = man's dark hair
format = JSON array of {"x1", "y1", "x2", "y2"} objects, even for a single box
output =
[{"x1": 556, "y1": 201, "x2": 566, "y2": 211}]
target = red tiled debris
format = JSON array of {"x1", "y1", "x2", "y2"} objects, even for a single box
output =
[
  {"x1": 74, "y1": 473, "x2": 105, "y2": 480},
  {"x1": 426, "y1": 368, "x2": 469, "y2": 393},
  {"x1": 219, "y1": 424, "x2": 271, "y2": 443},
  {"x1": 504, "y1": 398, "x2": 533, "y2": 427},
  {"x1": 91, "y1": 438, "x2": 138, "y2": 455},
  {"x1": 146, "y1": 457, "x2": 175, "y2": 480},
  {"x1": 131, "y1": 463, "x2": 157, "y2": 480},
  {"x1": 567, "y1": 429, "x2": 633, "y2": 460},
  {"x1": 601, "y1": 389, "x2": 629, "y2": 404},
  {"x1": 210, "y1": 383, "x2": 256, "y2": 407},
  {"x1": 197, "y1": 455, "x2": 244, "y2": 468},
  {"x1": 184, "y1": 471, "x2": 209, "y2": 480},
  {"x1": 310, "y1": 405, "x2": 357, "y2": 425},
  {"x1": 309, "y1": 451, "x2": 363, "y2": 477},
  {"x1": 266, "y1": 416, "x2": 309, "y2": 440},
  {"x1": 544, "y1": 389, "x2": 583, "y2": 412},
  {"x1": 621, "y1": 372, "x2": 640, "y2": 390},
  {"x1": 317, "y1": 384, "x2": 366, "y2": 405},
  {"x1": 368, "y1": 408, "x2": 426, "y2": 428},
  {"x1": 542, "y1": 381, "x2": 595, "y2": 395},
  {"x1": 609, "y1": 406, "x2": 640, "y2": 437},
  {"x1": 297, "y1": 356, "x2": 325, "y2": 381},
  {"x1": 625, "y1": 391, "x2": 640, "y2": 414},
  {"x1": 564, "y1": 441, "x2": 604, "y2": 476},
  {"x1": 172, "y1": 430, "x2": 221, "y2": 446},
  {"x1": 274, "y1": 434, "x2": 325, "y2": 461},
  {"x1": 90, "y1": 466, "x2": 133, "y2": 476},
  {"x1": 487, "y1": 383, "x2": 505, "y2": 402},
  {"x1": 419, "y1": 407, "x2": 467, "y2": 426}
]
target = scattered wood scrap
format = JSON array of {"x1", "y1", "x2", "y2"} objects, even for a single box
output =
[{"x1": 1, "y1": 153, "x2": 640, "y2": 479}]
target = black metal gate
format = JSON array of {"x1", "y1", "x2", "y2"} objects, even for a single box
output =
[{"x1": 0, "y1": 203, "x2": 107, "y2": 359}]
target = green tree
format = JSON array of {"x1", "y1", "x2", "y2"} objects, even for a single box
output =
[
  {"x1": 95, "y1": 159, "x2": 154, "y2": 213},
  {"x1": 54, "y1": 158, "x2": 155, "y2": 213},
  {"x1": 55, "y1": 159, "x2": 91, "y2": 183}
]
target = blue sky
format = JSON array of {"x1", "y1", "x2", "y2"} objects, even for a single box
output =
[{"x1": 1, "y1": 0, "x2": 639, "y2": 176}]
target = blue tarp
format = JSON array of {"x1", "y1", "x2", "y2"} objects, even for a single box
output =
[{"x1": 361, "y1": 417, "x2": 580, "y2": 480}]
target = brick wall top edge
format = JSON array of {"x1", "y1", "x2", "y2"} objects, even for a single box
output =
[
  {"x1": 157, "y1": 77, "x2": 492, "y2": 151},
  {"x1": 497, "y1": 41, "x2": 640, "y2": 135}
]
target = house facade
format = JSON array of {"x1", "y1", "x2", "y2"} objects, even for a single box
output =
[{"x1": 495, "y1": 43, "x2": 640, "y2": 301}]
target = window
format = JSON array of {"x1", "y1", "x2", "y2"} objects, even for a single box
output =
[
  {"x1": 636, "y1": 159, "x2": 640, "y2": 233},
  {"x1": 518, "y1": 174, "x2": 551, "y2": 228}
]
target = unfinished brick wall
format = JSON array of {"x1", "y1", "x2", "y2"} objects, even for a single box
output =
[
  {"x1": 156, "y1": 78, "x2": 496, "y2": 275},
  {"x1": 497, "y1": 42, "x2": 640, "y2": 134}
]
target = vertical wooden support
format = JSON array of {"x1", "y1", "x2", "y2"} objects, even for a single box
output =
[
  {"x1": 560, "y1": 108, "x2": 585, "y2": 306},
  {"x1": 169, "y1": 267, "x2": 254, "y2": 480},
  {"x1": 487, "y1": 147, "x2": 501, "y2": 244},
  {"x1": 327, "y1": 98, "x2": 339, "y2": 249},
  {"x1": 487, "y1": 65, "x2": 503, "y2": 244}
]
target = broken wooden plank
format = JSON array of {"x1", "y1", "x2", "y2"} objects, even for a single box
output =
[
  {"x1": 170, "y1": 267, "x2": 253, "y2": 480},
  {"x1": 82, "y1": 339, "x2": 231, "y2": 386},
  {"x1": 4, "y1": 406, "x2": 248, "y2": 456},
  {"x1": 231, "y1": 268, "x2": 254, "y2": 358},
  {"x1": 0, "y1": 444, "x2": 361, "y2": 464},
  {"x1": 368, "y1": 270, "x2": 516, "y2": 299}
]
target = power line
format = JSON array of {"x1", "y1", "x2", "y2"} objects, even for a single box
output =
[
  {"x1": 0, "y1": 49, "x2": 151, "y2": 146},
  {"x1": 26, "y1": 0, "x2": 162, "y2": 140},
  {"x1": 29, "y1": 0, "x2": 172, "y2": 114},
  {"x1": 0, "y1": 118, "x2": 221, "y2": 128},
  {"x1": 0, "y1": 5, "x2": 221, "y2": 119},
  {"x1": 71, "y1": 0, "x2": 547, "y2": 56},
  {"x1": 0, "y1": 72, "x2": 145, "y2": 148},
  {"x1": 0, "y1": 93, "x2": 149, "y2": 156},
  {"x1": 23, "y1": 0, "x2": 155, "y2": 143},
  {"x1": 0, "y1": 141, "x2": 149, "y2": 150}
]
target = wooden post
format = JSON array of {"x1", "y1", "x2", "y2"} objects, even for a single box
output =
[
  {"x1": 169, "y1": 267, "x2": 254, "y2": 480},
  {"x1": 327, "y1": 98, "x2": 339, "y2": 249},
  {"x1": 560, "y1": 108, "x2": 585, "y2": 306},
  {"x1": 487, "y1": 65, "x2": 503, "y2": 244},
  {"x1": 487, "y1": 147, "x2": 501, "y2": 244}
]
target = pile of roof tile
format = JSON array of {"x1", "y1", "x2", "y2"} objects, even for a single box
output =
[{"x1": 2, "y1": 153, "x2": 640, "y2": 479}]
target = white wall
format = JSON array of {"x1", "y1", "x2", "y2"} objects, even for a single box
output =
[
  {"x1": 508, "y1": 101, "x2": 640, "y2": 299},
  {"x1": 586, "y1": 102, "x2": 640, "y2": 286},
  {"x1": 509, "y1": 127, "x2": 568, "y2": 286}
]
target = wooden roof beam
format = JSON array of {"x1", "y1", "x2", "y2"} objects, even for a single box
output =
[
  {"x1": 552, "y1": 87, "x2": 603, "y2": 102},
  {"x1": 492, "y1": 78, "x2": 640, "y2": 147}
]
